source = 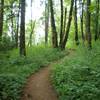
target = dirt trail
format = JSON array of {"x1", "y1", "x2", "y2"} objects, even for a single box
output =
[{"x1": 21, "y1": 64, "x2": 58, "y2": 100}]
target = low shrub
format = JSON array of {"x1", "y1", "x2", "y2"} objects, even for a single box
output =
[
  {"x1": 52, "y1": 41, "x2": 100, "y2": 100},
  {"x1": 0, "y1": 47, "x2": 66, "y2": 100},
  {"x1": 0, "y1": 74, "x2": 25, "y2": 100},
  {"x1": 0, "y1": 36, "x2": 15, "y2": 51}
]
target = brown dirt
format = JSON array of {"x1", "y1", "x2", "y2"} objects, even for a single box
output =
[{"x1": 21, "y1": 64, "x2": 58, "y2": 100}]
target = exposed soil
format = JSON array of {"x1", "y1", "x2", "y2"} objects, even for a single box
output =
[{"x1": 21, "y1": 64, "x2": 58, "y2": 100}]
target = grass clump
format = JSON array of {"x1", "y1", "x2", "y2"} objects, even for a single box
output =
[
  {"x1": 52, "y1": 41, "x2": 100, "y2": 100},
  {"x1": 0, "y1": 46, "x2": 66, "y2": 100}
]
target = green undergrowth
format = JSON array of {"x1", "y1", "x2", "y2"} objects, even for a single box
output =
[
  {"x1": 52, "y1": 41, "x2": 100, "y2": 100},
  {"x1": 0, "y1": 46, "x2": 67, "y2": 100}
]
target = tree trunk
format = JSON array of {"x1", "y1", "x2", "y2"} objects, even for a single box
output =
[
  {"x1": 28, "y1": 0, "x2": 35, "y2": 46},
  {"x1": 59, "y1": 0, "x2": 64, "y2": 45},
  {"x1": 50, "y1": 0, "x2": 58, "y2": 48},
  {"x1": 45, "y1": 0, "x2": 49, "y2": 45},
  {"x1": 60, "y1": 0, "x2": 74, "y2": 49},
  {"x1": 11, "y1": 4, "x2": 14, "y2": 41},
  {"x1": 28, "y1": 21, "x2": 36, "y2": 46},
  {"x1": 63, "y1": 7, "x2": 67, "y2": 35},
  {"x1": 86, "y1": 0, "x2": 92, "y2": 48},
  {"x1": 95, "y1": 0, "x2": 99, "y2": 41},
  {"x1": 0, "y1": 0, "x2": 4, "y2": 40},
  {"x1": 20, "y1": 0, "x2": 26, "y2": 56},
  {"x1": 74, "y1": 0, "x2": 79, "y2": 45},
  {"x1": 80, "y1": 0, "x2": 85, "y2": 42},
  {"x1": 15, "y1": 7, "x2": 20, "y2": 48}
]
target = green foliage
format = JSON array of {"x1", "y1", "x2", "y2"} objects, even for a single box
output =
[
  {"x1": 0, "y1": 36, "x2": 15, "y2": 51},
  {"x1": 52, "y1": 41, "x2": 100, "y2": 100},
  {"x1": 0, "y1": 74, "x2": 25, "y2": 100},
  {"x1": 0, "y1": 46, "x2": 66, "y2": 100}
]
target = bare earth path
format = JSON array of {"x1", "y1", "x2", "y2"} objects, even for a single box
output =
[{"x1": 21, "y1": 63, "x2": 58, "y2": 100}]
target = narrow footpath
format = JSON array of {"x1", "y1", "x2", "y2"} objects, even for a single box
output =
[{"x1": 21, "y1": 64, "x2": 58, "y2": 100}]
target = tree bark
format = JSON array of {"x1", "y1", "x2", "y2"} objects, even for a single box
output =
[
  {"x1": 74, "y1": 0, "x2": 79, "y2": 45},
  {"x1": 15, "y1": 5, "x2": 20, "y2": 48},
  {"x1": 80, "y1": 0, "x2": 85, "y2": 42},
  {"x1": 60, "y1": 0, "x2": 74, "y2": 49},
  {"x1": 59, "y1": 0, "x2": 64, "y2": 45},
  {"x1": 86, "y1": 0, "x2": 92, "y2": 48},
  {"x1": 27, "y1": 0, "x2": 35, "y2": 46},
  {"x1": 10, "y1": 4, "x2": 14, "y2": 41},
  {"x1": 50, "y1": 0, "x2": 58, "y2": 48},
  {"x1": 20, "y1": 0, "x2": 26, "y2": 56},
  {"x1": 63, "y1": 7, "x2": 67, "y2": 35},
  {"x1": 0, "y1": 0, "x2": 4, "y2": 40},
  {"x1": 95, "y1": 0, "x2": 99, "y2": 41},
  {"x1": 28, "y1": 21, "x2": 36, "y2": 46},
  {"x1": 45, "y1": 0, "x2": 49, "y2": 45}
]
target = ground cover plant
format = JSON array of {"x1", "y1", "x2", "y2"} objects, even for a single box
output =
[
  {"x1": 0, "y1": 46, "x2": 66, "y2": 100},
  {"x1": 52, "y1": 41, "x2": 100, "y2": 100}
]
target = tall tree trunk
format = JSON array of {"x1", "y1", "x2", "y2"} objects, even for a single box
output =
[
  {"x1": 45, "y1": 0, "x2": 49, "y2": 45},
  {"x1": 86, "y1": 0, "x2": 92, "y2": 48},
  {"x1": 15, "y1": 7, "x2": 20, "y2": 48},
  {"x1": 28, "y1": 21, "x2": 36, "y2": 46},
  {"x1": 11, "y1": 4, "x2": 14, "y2": 41},
  {"x1": 63, "y1": 7, "x2": 67, "y2": 35},
  {"x1": 0, "y1": 0, "x2": 4, "y2": 40},
  {"x1": 60, "y1": 0, "x2": 74, "y2": 49},
  {"x1": 80, "y1": 0, "x2": 85, "y2": 42},
  {"x1": 95, "y1": 0, "x2": 99, "y2": 41},
  {"x1": 28, "y1": 0, "x2": 34, "y2": 46},
  {"x1": 74, "y1": 0, "x2": 79, "y2": 45},
  {"x1": 20, "y1": 0, "x2": 26, "y2": 56},
  {"x1": 50, "y1": 0, "x2": 58, "y2": 48},
  {"x1": 59, "y1": 0, "x2": 63, "y2": 45}
]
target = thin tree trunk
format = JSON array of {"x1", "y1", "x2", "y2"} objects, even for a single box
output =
[
  {"x1": 59, "y1": 0, "x2": 63, "y2": 45},
  {"x1": 86, "y1": 0, "x2": 92, "y2": 48},
  {"x1": 50, "y1": 0, "x2": 58, "y2": 48},
  {"x1": 20, "y1": 0, "x2": 26, "y2": 56},
  {"x1": 80, "y1": 0, "x2": 85, "y2": 42},
  {"x1": 28, "y1": 21, "x2": 36, "y2": 46},
  {"x1": 60, "y1": 0, "x2": 74, "y2": 49},
  {"x1": 28, "y1": 0, "x2": 34, "y2": 46},
  {"x1": 11, "y1": 4, "x2": 14, "y2": 41},
  {"x1": 30, "y1": 0, "x2": 33, "y2": 46},
  {"x1": 15, "y1": 7, "x2": 20, "y2": 48},
  {"x1": 63, "y1": 7, "x2": 67, "y2": 35},
  {"x1": 74, "y1": 0, "x2": 79, "y2": 45},
  {"x1": 45, "y1": 0, "x2": 49, "y2": 45},
  {"x1": 95, "y1": 0, "x2": 99, "y2": 41},
  {"x1": 0, "y1": 0, "x2": 4, "y2": 40}
]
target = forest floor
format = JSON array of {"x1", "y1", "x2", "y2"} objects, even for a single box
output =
[{"x1": 21, "y1": 62, "x2": 59, "y2": 100}]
